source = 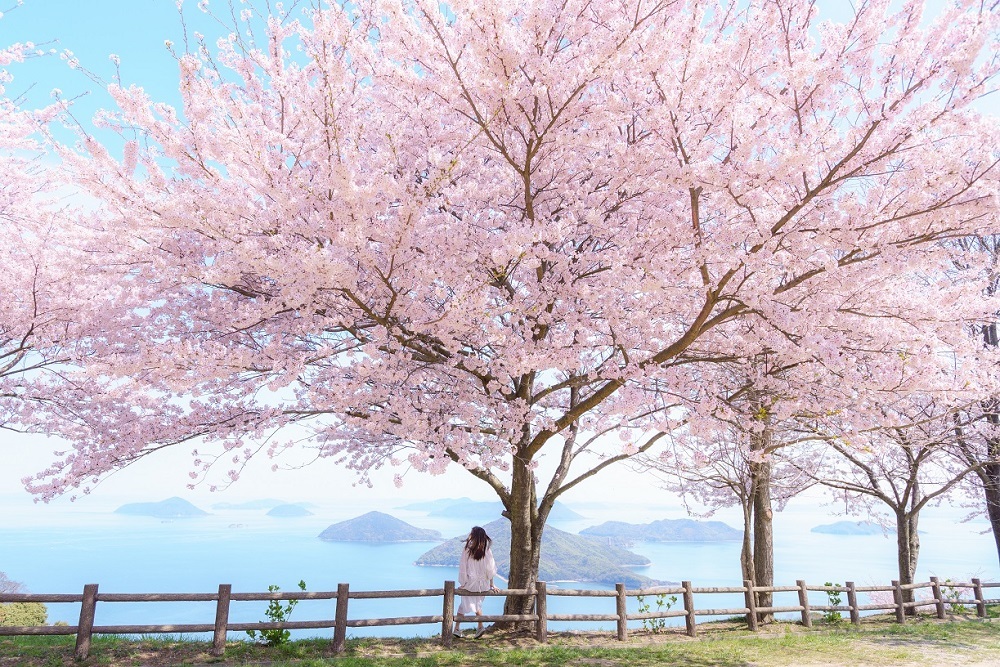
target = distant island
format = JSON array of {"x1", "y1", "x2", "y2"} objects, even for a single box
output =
[
  {"x1": 211, "y1": 499, "x2": 286, "y2": 510},
  {"x1": 580, "y1": 518, "x2": 742, "y2": 544},
  {"x1": 114, "y1": 497, "x2": 208, "y2": 518},
  {"x1": 398, "y1": 497, "x2": 584, "y2": 522},
  {"x1": 415, "y1": 519, "x2": 661, "y2": 587},
  {"x1": 267, "y1": 504, "x2": 314, "y2": 518},
  {"x1": 318, "y1": 511, "x2": 442, "y2": 542},
  {"x1": 811, "y1": 521, "x2": 887, "y2": 536}
]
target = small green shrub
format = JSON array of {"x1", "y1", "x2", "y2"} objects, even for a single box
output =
[
  {"x1": 246, "y1": 580, "x2": 306, "y2": 646},
  {"x1": 0, "y1": 602, "x2": 48, "y2": 626},
  {"x1": 823, "y1": 582, "x2": 843, "y2": 624},
  {"x1": 636, "y1": 593, "x2": 677, "y2": 634},
  {"x1": 941, "y1": 579, "x2": 969, "y2": 613}
]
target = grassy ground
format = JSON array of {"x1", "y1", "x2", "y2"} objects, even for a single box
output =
[{"x1": 2, "y1": 615, "x2": 999, "y2": 667}]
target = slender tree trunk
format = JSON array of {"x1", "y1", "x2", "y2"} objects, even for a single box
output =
[
  {"x1": 895, "y1": 510, "x2": 920, "y2": 615},
  {"x1": 748, "y1": 420, "x2": 775, "y2": 623},
  {"x1": 740, "y1": 494, "x2": 756, "y2": 586},
  {"x1": 502, "y1": 452, "x2": 544, "y2": 623}
]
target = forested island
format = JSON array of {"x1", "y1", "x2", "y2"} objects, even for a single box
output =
[
  {"x1": 318, "y1": 511, "x2": 442, "y2": 542},
  {"x1": 811, "y1": 521, "x2": 887, "y2": 536},
  {"x1": 114, "y1": 497, "x2": 208, "y2": 518},
  {"x1": 415, "y1": 519, "x2": 661, "y2": 587},
  {"x1": 267, "y1": 504, "x2": 314, "y2": 518}
]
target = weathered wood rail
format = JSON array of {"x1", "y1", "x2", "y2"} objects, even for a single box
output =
[{"x1": 0, "y1": 576, "x2": 996, "y2": 660}]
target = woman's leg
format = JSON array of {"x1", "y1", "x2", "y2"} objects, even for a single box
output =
[{"x1": 455, "y1": 595, "x2": 473, "y2": 635}]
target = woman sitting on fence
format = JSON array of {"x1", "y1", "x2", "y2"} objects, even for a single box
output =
[{"x1": 454, "y1": 525, "x2": 498, "y2": 638}]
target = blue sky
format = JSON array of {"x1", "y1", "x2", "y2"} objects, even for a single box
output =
[{"x1": 4, "y1": 0, "x2": 185, "y2": 106}]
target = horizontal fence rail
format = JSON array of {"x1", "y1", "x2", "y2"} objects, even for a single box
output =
[{"x1": 0, "y1": 576, "x2": 996, "y2": 659}]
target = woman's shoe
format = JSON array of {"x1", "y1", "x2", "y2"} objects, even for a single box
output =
[
  {"x1": 474, "y1": 627, "x2": 486, "y2": 638},
  {"x1": 452, "y1": 630, "x2": 462, "y2": 638}
]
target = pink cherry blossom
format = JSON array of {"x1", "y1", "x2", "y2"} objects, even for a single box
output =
[{"x1": 8, "y1": 0, "x2": 999, "y2": 607}]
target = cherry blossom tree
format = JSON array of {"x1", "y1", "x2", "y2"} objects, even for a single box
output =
[
  {"x1": 0, "y1": 39, "x2": 51, "y2": 428},
  {"x1": 0, "y1": 572, "x2": 25, "y2": 596},
  {"x1": 0, "y1": 28, "x2": 99, "y2": 442},
  {"x1": 949, "y1": 234, "x2": 1000, "y2": 565},
  {"x1": 634, "y1": 297, "x2": 967, "y2": 621},
  {"x1": 795, "y1": 397, "x2": 983, "y2": 614},
  {"x1": 634, "y1": 407, "x2": 809, "y2": 621},
  {"x1": 22, "y1": 0, "x2": 1000, "y2": 613},
  {"x1": 633, "y1": 344, "x2": 825, "y2": 620}
]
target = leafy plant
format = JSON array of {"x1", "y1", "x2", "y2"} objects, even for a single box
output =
[
  {"x1": 941, "y1": 579, "x2": 969, "y2": 613},
  {"x1": 0, "y1": 602, "x2": 47, "y2": 627},
  {"x1": 636, "y1": 593, "x2": 677, "y2": 633},
  {"x1": 823, "y1": 582, "x2": 843, "y2": 624},
  {"x1": 246, "y1": 580, "x2": 306, "y2": 646},
  {"x1": 0, "y1": 573, "x2": 47, "y2": 627}
]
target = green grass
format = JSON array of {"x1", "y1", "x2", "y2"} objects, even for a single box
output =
[{"x1": 2, "y1": 616, "x2": 999, "y2": 666}]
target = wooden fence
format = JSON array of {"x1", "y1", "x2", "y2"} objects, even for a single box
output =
[{"x1": 1, "y1": 576, "x2": 997, "y2": 660}]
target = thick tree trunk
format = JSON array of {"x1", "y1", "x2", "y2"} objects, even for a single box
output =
[
  {"x1": 750, "y1": 428, "x2": 774, "y2": 623},
  {"x1": 750, "y1": 453, "x2": 774, "y2": 623},
  {"x1": 502, "y1": 453, "x2": 544, "y2": 623},
  {"x1": 981, "y1": 324, "x2": 1000, "y2": 565},
  {"x1": 982, "y1": 458, "x2": 1000, "y2": 566},
  {"x1": 895, "y1": 510, "x2": 920, "y2": 615}
]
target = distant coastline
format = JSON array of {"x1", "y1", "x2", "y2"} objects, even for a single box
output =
[
  {"x1": 114, "y1": 497, "x2": 208, "y2": 519},
  {"x1": 811, "y1": 521, "x2": 888, "y2": 536},
  {"x1": 318, "y1": 511, "x2": 442, "y2": 542}
]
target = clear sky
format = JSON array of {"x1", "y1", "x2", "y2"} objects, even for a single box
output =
[{"x1": 0, "y1": 0, "x2": 995, "y2": 513}]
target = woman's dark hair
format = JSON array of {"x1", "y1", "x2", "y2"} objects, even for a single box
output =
[{"x1": 464, "y1": 526, "x2": 491, "y2": 561}]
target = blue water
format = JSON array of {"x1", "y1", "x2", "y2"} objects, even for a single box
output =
[{"x1": 2, "y1": 500, "x2": 997, "y2": 639}]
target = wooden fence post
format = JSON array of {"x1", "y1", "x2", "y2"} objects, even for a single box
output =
[
  {"x1": 743, "y1": 580, "x2": 758, "y2": 632},
  {"x1": 892, "y1": 580, "x2": 905, "y2": 624},
  {"x1": 929, "y1": 577, "x2": 946, "y2": 619},
  {"x1": 682, "y1": 581, "x2": 696, "y2": 638},
  {"x1": 796, "y1": 580, "x2": 812, "y2": 628},
  {"x1": 615, "y1": 583, "x2": 627, "y2": 641},
  {"x1": 211, "y1": 584, "x2": 232, "y2": 657},
  {"x1": 333, "y1": 583, "x2": 350, "y2": 653},
  {"x1": 74, "y1": 583, "x2": 98, "y2": 660},
  {"x1": 535, "y1": 581, "x2": 547, "y2": 643},
  {"x1": 442, "y1": 580, "x2": 455, "y2": 647},
  {"x1": 845, "y1": 581, "x2": 860, "y2": 627},
  {"x1": 973, "y1": 578, "x2": 986, "y2": 618}
]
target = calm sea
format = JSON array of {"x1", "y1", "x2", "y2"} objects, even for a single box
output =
[{"x1": 1, "y1": 498, "x2": 997, "y2": 638}]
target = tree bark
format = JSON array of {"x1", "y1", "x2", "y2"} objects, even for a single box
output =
[
  {"x1": 502, "y1": 451, "x2": 545, "y2": 622},
  {"x1": 981, "y1": 457, "x2": 1000, "y2": 566},
  {"x1": 895, "y1": 509, "x2": 920, "y2": 615},
  {"x1": 739, "y1": 493, "x2": 756, "y2": 586},
  {"x1": 749, "y1": 423, "x2": 774, "y2": 623},
  {"x1": 981, "y1": 323, "x2": 1000, "y2": 565}
]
